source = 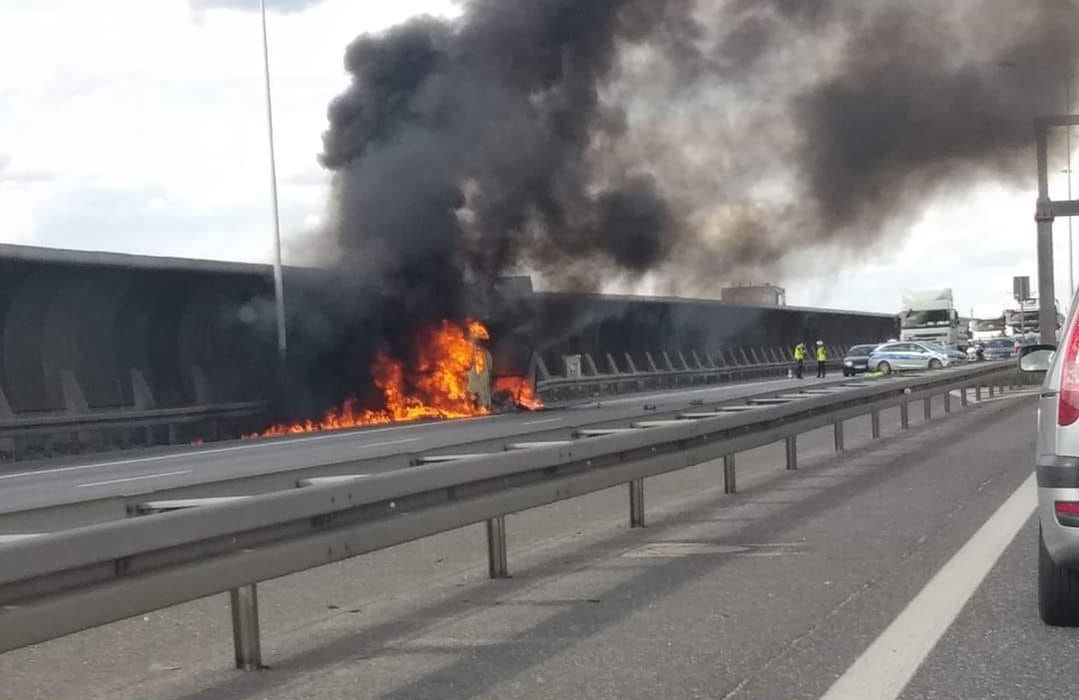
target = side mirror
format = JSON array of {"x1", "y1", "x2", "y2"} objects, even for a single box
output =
[{"x1": 1018, "y1": 344, "x2": 1055, "y2": 373}]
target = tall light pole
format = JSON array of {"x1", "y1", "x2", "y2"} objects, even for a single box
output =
[
  {"x1": 261, "y1": 0, "x2": 287, "y2": 360},
  {"x1": 1068, "y1": 78, "x2": 1074, "y2": 302}
]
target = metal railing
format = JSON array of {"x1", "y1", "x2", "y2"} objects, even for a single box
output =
[
  {"x1": 535, "y1": 346, "x2": 850, "y2": 401},
  {"x1": 0, "y1": 362, "x2": 1018, "y2": 668},
  {"x1": 0, "y1": 401, "x2": 268, "y2": 461}
]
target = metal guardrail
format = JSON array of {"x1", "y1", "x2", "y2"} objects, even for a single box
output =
[
  {"x1": 0, "y1": 362, "x2": 1018, "y2": 668},
  {"x1": 0, "y1": 401, "x2": 269, "y2": 460},
  {"x1": 535, "y1": 347, "x2": 850, "y2": 401},
  {"x1": 0, "y1": 401, "x2": 267, "y2": 437}
]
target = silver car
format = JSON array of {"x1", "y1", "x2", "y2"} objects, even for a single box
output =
[
  {"x1": 867, "y1": 341, "x2": 951, "y2": 373},
  {"x1": 1027, "y1": 323, "x2": 1079, "y2": 624}
]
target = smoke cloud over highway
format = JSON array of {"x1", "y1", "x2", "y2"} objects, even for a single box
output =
[
  {"x1": 274, "y1": 0, "x2": 1078, "y2": 415},
  {"x1": 317, "y1": 0, "x2": 1078, "y2": 308}
]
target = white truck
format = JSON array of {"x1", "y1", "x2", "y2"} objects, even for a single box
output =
[
  {"x1": 899, "y1": 289, "x2": 968, "y2": 346},
  {"x1": 1003, "y1": 299, "x2": 1045, "y2": 339},
  {"x1": 969, "y1": 303, "x2": 1007, "y2": 342}
]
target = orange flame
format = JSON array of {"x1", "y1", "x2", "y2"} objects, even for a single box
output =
[
  {"x1": 253, "y1": 318, "x2": 541, "y2": 437},
  {"x1": 493, "y1": 375, "x2": 544, "y2": 411}
]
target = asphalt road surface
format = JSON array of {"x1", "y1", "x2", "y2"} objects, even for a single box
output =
[
  {"x1": 0, "y1": 374, "x2": 841, "y2": 517},
  {"x1": 0, "y1": 384, "x2": 1058, "y2": 700}
]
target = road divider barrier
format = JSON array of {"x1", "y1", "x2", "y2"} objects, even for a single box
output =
[{"x1": 0, "y1": 362, "x2": 1021, "y2": 670}]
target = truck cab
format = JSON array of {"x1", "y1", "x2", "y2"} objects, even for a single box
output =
[{"x1": 899, "y1": 289, "x2": 966, "y2": 345}]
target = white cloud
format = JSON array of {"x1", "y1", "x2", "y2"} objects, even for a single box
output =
[{"x1": 0, "y1": 0, "x2": 459, "y2": 260}]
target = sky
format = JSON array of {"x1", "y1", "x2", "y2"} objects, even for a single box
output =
[{"x1": 0, "y1": 0, "x2": 1076, "y2": 316}]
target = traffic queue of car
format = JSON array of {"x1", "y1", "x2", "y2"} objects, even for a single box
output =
[{"x1": 841, "y1": 337, "x2": 1033, "y2": 376}]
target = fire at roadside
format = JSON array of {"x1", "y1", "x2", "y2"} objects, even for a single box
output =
[{"x1": 250, "y1": 319, "x2": 541, "y2": 439}]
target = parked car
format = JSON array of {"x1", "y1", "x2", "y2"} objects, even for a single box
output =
[
  {"x1": 981, "y1": 337, "x2": 1018, "y2": 361},
  {"x1": 925, "y1": 341, "x2": 969, "y2": 363},
  {"x1": 1019, "y1": 336, "x2": 1079, "y2": 625},
  {"x1": 842, "y1": 344, "x2": 880, "y2": 376},
  {"x1": 867, "y1": 341, "x2": 952, "y2": 373}
]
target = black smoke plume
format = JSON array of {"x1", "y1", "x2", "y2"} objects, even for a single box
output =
[
  {"x1": 318, "y1": 0, "x2": 1077, "y2": 305},
  {"x1": 284, "y1": 0, "x2": 1078, "y2": 414}
]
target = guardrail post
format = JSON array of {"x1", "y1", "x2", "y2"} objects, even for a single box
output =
[
  {"x1": 923, "y1": 396, "x2": 932, "y2": 420},
  {"x1": 944, "y1": 391, "x2": 951, "y2": 414},
  {"x1": 975, "y1": 385, "x2": 982, "y2": 402},
  {"x1": 486, "y1": 516, "x2": 509, "y2": 579},
  {"x1": 833, "y1": 421, "x2": 845, "y2": 452},
  {"x1": 629, "y1": 479, "x2": 645, "y2": 528},
  {"x1": 229, "y1": 585, "x2": 262, "y2": 671},
  {"x1": 988, "y1": 384, "x2": 995, "y2": 398},
  {"x1": 785, "y1": 436, "x2": 798, "y2": 470},
  {"x1": 900, "y1": 401, "x2": 910, "y2": 429},
  {"x1": 871, "y1": 410, "x2": 881, "y2": 439},
  {"x1": 961, "y1": 386, "x2": 969, "y2": 406},
  {"x1": 724, "y1": 455, "x2": 737, "y2": 494}
]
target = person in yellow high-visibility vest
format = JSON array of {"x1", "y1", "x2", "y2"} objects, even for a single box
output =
[
  {"x1": 815, "y1": 340, "x2": 828, "y2": 378},
  {"x1": 792, "y1": 342, "x2": 807, "y2": 379}
]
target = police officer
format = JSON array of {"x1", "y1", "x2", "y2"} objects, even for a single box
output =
[
  {"x1": 793, "y1": 342, "x2": 807, "y2": 379},
  {"x1": 815, "y1": 340, "x2": 827, "y2": 378}
]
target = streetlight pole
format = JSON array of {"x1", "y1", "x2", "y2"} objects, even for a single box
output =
[
  {"x1": 1068, "y1": 78, "x2": 1074, "y2": 302},
  {"x1": 261, "y1": 0, "x2": 287, "y2": 360}
]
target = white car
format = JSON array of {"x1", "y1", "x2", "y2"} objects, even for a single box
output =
[{"x1": 867, "y1": 341, "x2": 951, "y2": 373}]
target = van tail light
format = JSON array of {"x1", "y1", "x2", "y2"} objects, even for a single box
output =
[{"x1": 1060, "y1": 320, "x2": 1079, "y2": 425}]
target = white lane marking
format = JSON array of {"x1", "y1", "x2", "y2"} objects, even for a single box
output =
[
  {"x1": 592, "y1": 377, "x2": 825, "y2": 407},
  {"x1": 358, "y1": 437, "x2": 421, "y2": 448},
  {"x1": 0, "y1": 419, "x2": 492, "y2": 482},
  {"x1": 76, "y1": 470, "x2": 193, "y2": 489},
  {"x1": 522, "y1": 418, "x2": 563, "y2": 426},
  {"x1": 820, "y1": 474, "x2": 1036, "y2": 700}
]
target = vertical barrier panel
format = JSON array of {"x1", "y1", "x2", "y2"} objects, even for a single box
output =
[
  {"x1": 724, "y1": 455, "x2": 737, "y2": 494},
  {"x1": 629, "y1": 479, "x2": 645, "y2": 528},
  {"x1": 834, "y1": 421, "x2": 845, "y2": 452},
  {"x1": 923, "y1": 396, "x2": 932, "y2": 420},
  {"x1": 486, "y1": 516, "x2": 509, "y2": 579},
  {"x1": 229, "y1": 585, "x2": 262, "y2": 671},
  {"x1": 871, "y1": 410, "x2": 881, "y2": 439},
  {"x1": 785, "y1": 435, "x2": 798, "y2": 470},
  {"x1": 900, "y1": 401, "x2": 910, "y2": 429}
]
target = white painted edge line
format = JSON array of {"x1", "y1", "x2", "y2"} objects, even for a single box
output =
[
  {"x1": 589, "y1": 376, "x2": 833, "y2": 407},
  {"x1": 819, "y1": 473, "x2": 1036, "y2": 700},
  {"x1": 76, "y1": 470, "x2": 193, "y2": 489},
  {"x1": 522, "y1": 417, "x2": 563, "y2": 426},
  {"x1": 0, "y1": 424, "x2": 441, "y2": 482},
  {"x1": 358, "y1": 437, "x2": 421, "y2": 449}
]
